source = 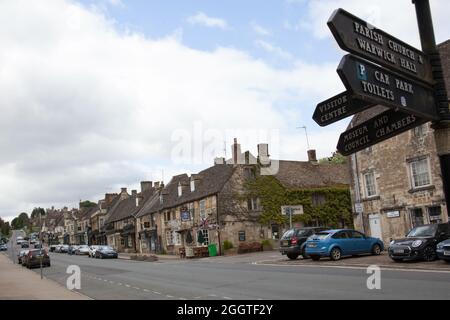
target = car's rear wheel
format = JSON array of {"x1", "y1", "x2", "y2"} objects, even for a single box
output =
[
  {"x1": 330, "y1": 248, "x2": 342, "y2": 261},
  {"x1": 311, "y1": 255, "x2": 321, "y2": 261},
  {"x1": 423, "y1": 246, "x2": 437, "y2": 262},
  {"x1": 287, "y1": 253, "x2": 298, "y2": 260},
  {"x1": 371, "y1": 244, "x2": 382, "y2": 255}
]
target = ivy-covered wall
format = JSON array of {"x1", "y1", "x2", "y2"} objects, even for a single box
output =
[{"x1": 244, "y1": 175, "x2": 353, "y2": 229}]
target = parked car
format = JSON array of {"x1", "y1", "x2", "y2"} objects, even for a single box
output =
[
  {"x1": 21, "y1": 242, "x2": 30, "y2": 248},
  {"x1": 23, "y1": 249, "x2": 51, "y2": 269},
  {"x1": 76, "y1": 245, "x2": 90, "y2": 255},
  {"x1": 33, "y1": 242, "x2": 43, "y2": 249},
  {"x1": 279, "y1": 227, "x2": 326, "y2": 260},
  {"x1": 305, "y1": 229, "x2": 384, "y2": 261},
  {"x1": 59, "y1": 244, "x2": 70, "y2": 253},
  {"x1": 389, "y1": 223, "x2": 450, "y2": 262},
  {"x1": 68, "y1": 245, "x2": 79, "y2": 255},
  {"x1": 437, "y1": 239, "x2": 450, "y2": 263},
  {"x1": 49, "y1": 245, "x2": 58, "y2": 252},
  {"x1": 89, "y1": 245, "x2": 101, "y2": 258},
  {"x1": 95, "y1": 246, "x2": 118, "y2": 259},
  {"x1": 17, "y1": 249, "x2": 29, "y2": 264},
  {"x1": 0, "y1": 244, "x2": 7, "y2": 251}
]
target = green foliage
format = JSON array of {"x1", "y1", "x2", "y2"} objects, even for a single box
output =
[
  {"x1": 319, "y1": 152, "x2": 347, "y2": 164},
  {"x1": 79, "y1": 201, "x2": 97, "y2": 208},
  {"x1": 261, "y1": 239, "x2": 271, "y2": 246},
  {"x1": 0, "y1": 217, "x2": 11, "y2": 237},
  {"x1": 31, "y1": 207, "x2": 46, "y2": 219},
  {"x1": 11, "y1": 212, "x2": 31, "y2": 230},
  {"x1": 223, "y1": 240, "x2": 234, "y2": 250},
  {"x1": 243, "y1": 175, "x2": 353, "y2": 229}
]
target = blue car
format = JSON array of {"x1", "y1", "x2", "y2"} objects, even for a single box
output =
[
  {"x1": 305, "y1": 229, "x2": 384, "y2": 261},
  {"x1": 436, "y1": 239, "x2": 450, "y2": 263}
]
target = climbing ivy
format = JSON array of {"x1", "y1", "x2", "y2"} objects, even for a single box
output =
[{"x1": 243, "y1": 175, "x2": 353, "y2": 229}]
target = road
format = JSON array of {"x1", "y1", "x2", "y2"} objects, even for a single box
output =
[
  {"x1": 5, "y1": 230, "x2": 450, "y2": 300},
  {"x1": 5, "y1": 247, "x2": 450, "y2": 300}
]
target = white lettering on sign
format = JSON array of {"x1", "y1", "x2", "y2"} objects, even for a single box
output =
[
  {"x1": 375, "y1": 114, "x2": 417, "y2": 138},
  {"x1": 354, "y1": 22, "x2": 384, "y2": 45},
  {"x1": 361, "y1": 81, "x2": 395, "y2": 101}
]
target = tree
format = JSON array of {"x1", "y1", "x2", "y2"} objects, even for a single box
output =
[
  {"x1": 319, "y1": 152, "x2": 347, "y2": 164},
  {"x1": 11, "y1": 212, "x2": 31, "y2": 230},
  {"x1": 0, "y1": 217, "x2": 11, "y2": 237},
  {"x1": 31, "y1": 207, "x2": 46, "y2": 219},
  {"x1": 79, "y1": 201, "x2": 96, "y2": 208}
]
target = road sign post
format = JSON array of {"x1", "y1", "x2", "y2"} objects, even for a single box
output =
[
  {"x1": 337, "y1": 54, "x2": 439, "y2": 121},
  {"x1": 337, "y1": 109, "x2": 427, "y2": 155},
  {"x1": 413, "y1": 0, "x2": 450, "y2": 215},
  {"x1": 313, "y1": 91, "x2": 374, "y2": 126}
]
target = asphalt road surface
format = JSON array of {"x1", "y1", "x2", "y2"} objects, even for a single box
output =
[{"x1": 6, "y1": 246, "x2": 450, "y2": 300}]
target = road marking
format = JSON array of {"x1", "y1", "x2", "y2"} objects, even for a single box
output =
[
  {"x1": 133, "y1": 287, "x2": 140, "y2": 290},
  {"x1": 252, "y1": 261, "x2": 450, "y2": 274},
  {"x1": 143, "y1": 289, "x2": 150, "y2": 292},
  {"x1": 109, "y1": 281, "x2": 115, "y2": 284},
  {"x1": 179, "y1": 297, "x2": 187, "y2": 300},
  {"x1": 166, "y1": 295, "x2": 174, "y2": 298},
  {"x1": 223, "y1": 297, "x2": 232, "y2": 300},
  {"x1": 125, "y1": 284, "x2": 131, "y2": 288},
  {"x1": 194, "y1": 296, "x2": 202, "y2": 299},
  {"x1": 209, "y1": 294, "x2": 217, "y2": 297}
]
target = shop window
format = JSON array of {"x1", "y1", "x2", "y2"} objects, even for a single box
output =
[
  {"x1": 198, "y1": 229, "x2": 209, "y2": 246},
  {"x1": 428, "y1": 206, "x2": 442, "y2": 224}
]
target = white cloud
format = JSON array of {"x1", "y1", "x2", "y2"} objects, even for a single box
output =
[
  {"x1": 251, "y1": 21, "x2": 271, "y2": 36},
  {"x1": 187, "y1": 12, "x2": 228, "y2": 30},
  {"x1": 0, "y1": 0, "x2": 343, "y2": 218},
  {"x1": 296, "y1": 0, "x2": 450, "y2": 47},
  {"x1": 255, "y1": 40, "x2": 293, "y2": 60}
]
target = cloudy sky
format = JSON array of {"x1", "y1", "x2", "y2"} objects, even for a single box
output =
[{"x1": 1, "y1": 0, "x2": 449, "y2": 221}]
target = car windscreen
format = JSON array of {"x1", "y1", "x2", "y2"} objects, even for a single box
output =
[
  {"x1": 281, "y1": 230, "x2": 294, "y2": 240},
  {"x1": 100, "y1": 246, "x2": 114, "y2": 251},
  {"x1": 407, "y1": 225, "x2": 438, "y2": 237},
  {"x1": 296, "y1": 229, "x2": 313, "y2": 237},
  {"x1": 309, "y1": 232, "x2": 330, "y2": 240}
]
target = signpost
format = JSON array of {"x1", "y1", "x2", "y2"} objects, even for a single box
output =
[
  {"x1": 328, "y1": 8, "x2": 433, "y2": 85},
  {"x1": 337, "y1": 54, "x2": 439, "y2": 121},
  {"x1": 313, "y1": 91, "x2": 374, "y2": 126},
  {"x1": 337, "y1": 109, "x2": 427, "y2": 156}
]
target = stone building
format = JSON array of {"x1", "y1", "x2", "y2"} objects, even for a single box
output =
[{"x1": 349, "y1": 40, "x2": 450, "y2": 245}]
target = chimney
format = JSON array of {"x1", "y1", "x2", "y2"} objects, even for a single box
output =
[
  {"x1": 154, "y1": 182, "x2": 160, "y2": 189},
  {"x1": 132, "y1": 190, "x2": 137, "y2": 197},
  {"x1": 104, "y1": 193, "x2": 116, "y2": 206},
  {"x1": 140, "y1": 181, "x2": 153, "y2": 193},
  {"x1": 258, "y1": 143, "x2": 270, "y2": 166},
  {"x1": 121, "y1": 187, "x2": 127, "y2": 193},
  {"x1": 232, "y1": 138, "x2": 242, "y2": 165},
  {"x1": 308, "y1": 149, "x2": 318, "y2": 163},
  {"x1": 120, "y1": 187, "x2": 129, "y2": 200},
  {"x1": 214, "y1": 157, "x2": 225, "y2": 165}
]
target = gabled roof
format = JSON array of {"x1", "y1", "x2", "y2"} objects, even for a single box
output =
[
  {"x1": 274, "y1": 160, "x2": 350, "y2": 189},
  {"x1": 105, "y1": 188, "x2": 156, "y2": 224},
  {"x1": 136, "y1": 164, "x2": 235, "y2": 217}
]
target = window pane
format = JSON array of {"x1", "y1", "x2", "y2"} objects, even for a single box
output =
[
  {"x1": 411, "y1": 159, "x2": 430, "y2": 187},
  {"x1": 364, "y1": 173, "x2": 376, "y2": 197}
]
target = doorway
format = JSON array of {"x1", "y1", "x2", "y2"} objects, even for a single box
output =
[{"x1": 369, "y1": 214, "x2": 382, "y2": 240}]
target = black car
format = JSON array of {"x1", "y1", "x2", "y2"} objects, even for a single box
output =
[
  {"x1": 23, "y1": 249, "x2": 51, "y2": 268},
  {"x1": 21, "y1": 242, "x2": 30, "y2": 248},
  {"x1": 389, "y1": 223, "x2": 450, "y2": 262},
  {"x1": 95, "y1": 246, "x2": 118, "y2": 259},
  {"x1": 279, "y1": 227, "x2": 326, "y2": 260}
]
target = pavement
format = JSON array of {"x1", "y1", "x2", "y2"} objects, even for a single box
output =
[{"x1": 0, "y1": 253, "x2": 89, "y2": 300}]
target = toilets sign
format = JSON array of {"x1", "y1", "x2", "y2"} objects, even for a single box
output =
[{"x1": 313, "y1": 8, "x2": 439, "y2": 156}]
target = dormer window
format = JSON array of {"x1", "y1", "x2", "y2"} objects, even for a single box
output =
[
  {"x1": 178, "y1": 182, "x2": 182, "y2": 197},
  {"x1": 190, "y1": 179, "x2": 195, "y2": 192}
]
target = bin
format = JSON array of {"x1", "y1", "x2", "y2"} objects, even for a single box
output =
[{"x1": 208, "y1": 243, "x2": 217, "y2": 257}]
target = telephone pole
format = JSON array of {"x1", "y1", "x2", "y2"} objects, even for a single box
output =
[{"x1": 413, "y1": 0, "x2": 450, "y2": 216}]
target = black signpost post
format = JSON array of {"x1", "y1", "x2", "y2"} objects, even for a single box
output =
[{"x1": 314, "y1": 2, "x2": 449, "y2": 214}]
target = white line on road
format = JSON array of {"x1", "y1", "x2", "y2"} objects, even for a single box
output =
[
  {"x1": 166, "y1": 295, "x2": 174, "y2": 298},
  {"x1": 133, "y1": 287, "x2": 140, "y2": 290},
  {"x1": 179, "y1": 298, "x2": 187, "y2": 300},
  {"x1": 252, "y1": 261, "x2": 450, "y2": 274},
  {"x1": 125, "y1": 284, "x2": 131, "y2": 288},
  {"x1": 143, "y1": 289, "x2": 150, "y2": 292},
  {"x1": 223, "y1": 297, "x2": 232, "y2": 300},
  {"x1": 153, "y1": 291, "x2": 161, "y2": 295}
]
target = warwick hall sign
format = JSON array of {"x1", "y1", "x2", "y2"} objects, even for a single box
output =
[{"x1": 313, "y1": 8, "x2": 439, "y2": 156}]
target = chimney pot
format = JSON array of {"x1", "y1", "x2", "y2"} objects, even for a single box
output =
[
  {"x1": 121, "y1": 187, "x2": 127, "y2": 193},
  {"x1": 132, "y1": 190, "x2": 137, "y2": 196}
]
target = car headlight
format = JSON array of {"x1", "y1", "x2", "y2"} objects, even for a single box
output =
[
  {"x1": 437, "y1": 244, "x2": 444, "y2": 250},
  {"x1": 390, "y1": 240, "x2": 395, "y2": 245},
  {"x1": 412, "y1": 240, "x2": 423, "y2": 248}
]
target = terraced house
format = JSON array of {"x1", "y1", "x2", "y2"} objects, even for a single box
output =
[{"x1": 136, "y1": 139, "x2": 352, "y2": 257}]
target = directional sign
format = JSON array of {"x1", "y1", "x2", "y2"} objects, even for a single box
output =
[
  {"x1": 313, "y1": 91, "x2": 375, "y2": 126},
  {"x1": 328, "y1": 8, "x2": 433, "y2": 85},
  {"x1": 336, "y1": 109, "x2": 428, "y2": 156},
  {"x1": 337, "y1": 54, "x2": 438, "y2": 121}
]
